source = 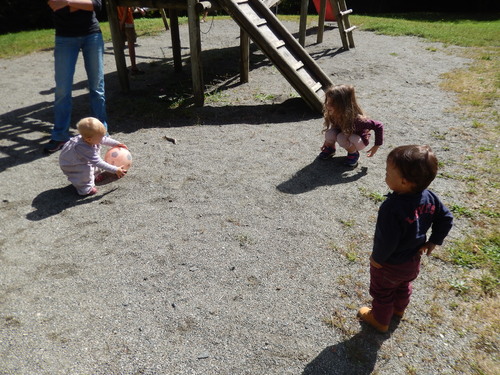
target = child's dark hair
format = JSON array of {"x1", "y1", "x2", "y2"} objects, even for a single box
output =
[{"x1": 387, "y1": 145, "x2": 438, "y2": 193}]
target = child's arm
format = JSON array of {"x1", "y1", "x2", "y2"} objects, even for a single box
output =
[
  {"x1": 365, "y1": 119, "x2": 383, "y2": 157},
  {"x1": 101, "y1": 136, "x2": 127, "y2": 149},
  {"x1": 419, "y1": 242, "x2": 437, "y2": 256},
  {"x1": 366, "y1": 145, "x2": 380, "y2": 157}
]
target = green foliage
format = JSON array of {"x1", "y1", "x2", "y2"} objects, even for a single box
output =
[
  {"x1": 449, "y1": 204, "x2": 475, "y2": 218},
  {"x1": 448, "y1": 232, "x2": 500, "y2": 281},
  {"x1": 350, "y1": 13, "x2": 500, "y2": 47}
]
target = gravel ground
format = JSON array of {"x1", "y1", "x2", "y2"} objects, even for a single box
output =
[{"x1": 0, "y1": 18, "x2": 485, "y2": 375}]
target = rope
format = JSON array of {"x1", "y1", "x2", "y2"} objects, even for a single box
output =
[{"x1": 200, "y1": 13, "x2": 215, "y2": 35}]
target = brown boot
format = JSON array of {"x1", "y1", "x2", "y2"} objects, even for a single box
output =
[
  {"x1": 393, "y1": 310, "x2": 405, "y2": 318},
  {"x1": 357, "y1": 307, "x2": 389, "y2": 333}
]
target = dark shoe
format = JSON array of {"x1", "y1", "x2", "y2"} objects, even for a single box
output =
[
  {"x1": 43, "y1": 139, "x2": 67, "y2": 153},
  {"x1": 318, "y1": 145, "x2": 336, "y2": 160},
  {"x1": 344, "y1": 151, "x2": 360, "y2": 167}
]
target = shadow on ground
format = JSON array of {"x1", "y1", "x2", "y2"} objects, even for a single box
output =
[
  {"x1": 0, "y1": 42, "x2": 321, "y2": 173},
  {"x1": 277, "y1": 159, "x2": 368, "y2": 194},
  {"x1": 303, "y1": 320, "x2": 401, "y2": 375},
  {"x1": 26, "y1": 185, "x2": 117, "y2": 221}
]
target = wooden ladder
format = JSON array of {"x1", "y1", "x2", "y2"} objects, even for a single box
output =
[
  {"x1": 331, "y1": 0, "x2": 355, "y2": 49},
  {"x1": 216, "y1": 0, "x2": 333, "y2": 112}
]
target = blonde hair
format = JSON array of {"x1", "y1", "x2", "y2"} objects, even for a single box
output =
[
  {"x1": 322, "y1": 85, "x2": 364, "y2": 134},
  {"x1": 77, "y1": 117, "x2": 106, "y2": 138}
]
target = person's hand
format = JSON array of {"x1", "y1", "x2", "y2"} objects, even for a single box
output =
[
  {"x1": 117, "y1": 143, "x2": 128, "y2": 150},
  {"x1": 419, "y1": 242, "x2": 437, "y2": 256},
  {"x1": 48, "y1": 0, "x2": 69, "y2": 11},
  {"x1": 370, "y1": 255, "x2": 383, "y2": 269},
  {"x1": 116, "y1": 166, "x2": 127, "y2": 178},
  {"x1": 366, "y1": 145, "x2": 380, "y2": 157}
]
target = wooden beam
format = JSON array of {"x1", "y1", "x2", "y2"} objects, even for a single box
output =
[
  {"x1": 106, "y1": 0, "x2": 130, "y2": 92},
  {"x1": 299, "y1": 0, "x2": 308, "y2": 47},
  {"x1": 169, "y1": 9, "x2": 183, "y2": 72},
  {"x1": 115, "y1": 0, "x2": 188, "y2": 9},
  {"x1": 240, "y1": 29, "x2": 249, "y2": 83},
  {"x1": 187, "y1": 0, "x2": 204, "y2": 106},
  {"x1": 317, "y1": 0, "x2": 326, "y2": 43},
  {"x1": 159, "y1": 8, "x2": 170, "y2": 30}
]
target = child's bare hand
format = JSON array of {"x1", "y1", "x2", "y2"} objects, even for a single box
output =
[
  {"x1": 117, "y1": 143, "x2": 128, "y2": 150},
  {"x1": 116, "y1": 166, "x2": 127, "y2": 178},
  {"x1": 419, "y1": 242, "x2": 436, "y2": 256},
  {"x1": 366, "y1": 145, "x2": 380, "y2": 157}
]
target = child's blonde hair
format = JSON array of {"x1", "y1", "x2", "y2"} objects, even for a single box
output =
[
  {"x1": 322, "y1": 84, "x2": 364, "y2": 134},
  {"x1": 77, "y1": 117, "x2": 106, "y2": 138}
]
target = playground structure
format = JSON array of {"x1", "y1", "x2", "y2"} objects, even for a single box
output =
[{"x1": 106, "y1": 0, "x2": 355, "y2": 112}]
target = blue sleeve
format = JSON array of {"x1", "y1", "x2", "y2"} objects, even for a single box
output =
[{"x1": 428, "y1": 200, "x2": 453, "y2": 245}]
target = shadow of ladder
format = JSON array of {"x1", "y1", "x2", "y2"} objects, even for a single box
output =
[{"x1": 217, "y1": 0, "x2": 334, "y2": 112}]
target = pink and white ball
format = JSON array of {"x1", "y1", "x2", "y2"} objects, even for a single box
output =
[{"x1": 104, "y1": 146, "x2": 132, "y2": 170}]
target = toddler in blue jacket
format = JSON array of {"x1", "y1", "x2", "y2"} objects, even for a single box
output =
[{"x1": 358, "y1": 145, "x2": 453, "y2": 332}]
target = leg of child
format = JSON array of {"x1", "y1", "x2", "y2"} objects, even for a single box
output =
[
  {"x1": 393, "y1": 256, "x2": 421, "y2": 316},
  {"x1": 369, "y1": 265, "x2": 396, "y2": 327},
  {"x1": 318, "y1": 129, "x2": 338, "y2": 159},
  {"x1": 324, "y1": 129, "x2": 338, "y2": 148},
  {"x1": 126, "y1": 27, "x2": 138, "y2": 72},
  {"x1": 67, "y1": 165, "x2": 96, "y2": 195},
  {"x1": 336, "y1": 133, "x2": 365, "y2": 153}
]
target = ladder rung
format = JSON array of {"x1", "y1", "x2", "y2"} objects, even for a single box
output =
[
  {"x1": 292, "y1": 61, "x2": 304, "y2": 71},
  {"x1": 340, "y1": 9, "x2": 353, "y2": 16},
  {"x1": 235, "y1": 0, "x2": 247, "y2": 3},
  {"x1": 273, "y1": 40, "x2": 286, "y2": 48},
  {"x1": 344, "y1": 26, "x2": 357, "y2": 33},
  {"x1": 255, "y1": 18, "x2": 267, "y2": 27},
  {"x1": 311, "y1": 82, "x2": 322, "y2": 92}
]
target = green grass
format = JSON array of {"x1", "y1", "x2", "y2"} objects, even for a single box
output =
[
  {"x1": 1, "y1": 13, "x2": 499, "y2": 59},
  {"x1": 350, "y1": 13, "x2": 500, "y2": 47}
]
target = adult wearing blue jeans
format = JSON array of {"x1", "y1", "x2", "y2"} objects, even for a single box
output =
[{"x1": 45, "y1": 0, "x2": 107, "y2": 153}]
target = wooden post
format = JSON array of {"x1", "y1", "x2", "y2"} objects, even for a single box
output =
[
  {"x1": 317, "y1": 0, "x2": 326, "y2": 44},
  {"x1": 299, "y1": 0, "x2": 308, "y2": 47},
  {"x1": 330, "y1": 0, "x2": 347, "y2": 49},
  {"x1": 187, "y1": 0, "x2": 204, "y2": 106},
  {"x1": 240, "y1": 29, "x2": 249, "y2": 83},
  {"x1": 106, "y1": 0, "x2": 129, "y2": 92},
  {"x1": 159, "y1": 8, "x2": 170, "y2": 31},
  {"x1": 339, "y1": 0, "x2": 355, "y2": 48},
  {"x1": 169, "y1": 9, "x2": 182, "y2": 72}
]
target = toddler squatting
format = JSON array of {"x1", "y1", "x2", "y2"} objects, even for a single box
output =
[
  {"x1": 319, "y1": 84, "x2": 384, "y2": 167},
  {"x1": 59, "y1": 117, "x2": 128, "y2": 196}
]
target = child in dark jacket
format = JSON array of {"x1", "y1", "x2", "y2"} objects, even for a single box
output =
[{"x1": 358, "y1": 145, "x2": 453, "y2": 333}]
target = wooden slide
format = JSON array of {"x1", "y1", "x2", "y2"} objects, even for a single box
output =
[{"x1": 216, "y1": 0, "x2": 333, "y2": 112}]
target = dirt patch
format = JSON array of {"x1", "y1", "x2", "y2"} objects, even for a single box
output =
[{"x1": 0, "y1": 19, "x2": 481, "y2": 374}]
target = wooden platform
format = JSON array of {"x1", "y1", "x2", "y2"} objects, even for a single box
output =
[{"x1": 107, "y1": 0, "x2": 334, "y2": 112}]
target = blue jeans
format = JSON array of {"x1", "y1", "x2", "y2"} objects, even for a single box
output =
[{"x1": 53, "y1": 33, "x2": 107, "y2": 142}]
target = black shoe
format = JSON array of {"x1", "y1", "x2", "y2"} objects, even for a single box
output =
[
  {"x1": 43, "y1": 139, "x2": 67, "y2": 153},
  {"x1": 318, "y1": 145, "x2": 336, "y2": 160},
  {"x1": 344, "y1": 151, "x2": 360, "y2": 167}
]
